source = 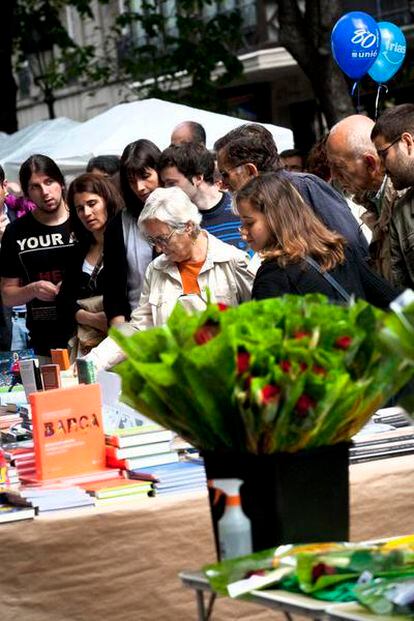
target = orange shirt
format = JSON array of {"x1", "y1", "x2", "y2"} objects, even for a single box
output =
[{"x1": 178, "y1": 260, "x2": 204, "y2": 294}]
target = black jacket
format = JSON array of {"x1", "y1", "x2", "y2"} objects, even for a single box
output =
[
  {"x1": 279, "y1": 170, "x2": 369, "y2": 254},
  {"x1": 252, "y1": 247, "x2": 399, "y2": 309}
]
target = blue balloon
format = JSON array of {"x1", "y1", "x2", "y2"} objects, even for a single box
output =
[
  {"x1": 368, "y1": 22, "x2": 407, "y2": 83},
  {"x1": 331, "y1": 11, "x2": 381, "y2": 79}
]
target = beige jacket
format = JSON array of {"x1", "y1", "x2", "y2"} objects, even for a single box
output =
[{"x1": 88, "y1": 232, "x2": 255, "y2": 370}]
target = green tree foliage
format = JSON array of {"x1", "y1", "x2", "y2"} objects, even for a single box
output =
[
  {"x1": 116, "y1": 0, "x2": 244, "y2": 112},
  {"x1": 1, "y1": 0, "x2": 113, "y2": 131},
  {"x1": 15, "y1": 1, "x2": 112, "y2": 96},
  {"x1": 277, "y1": 0, "x2": 354, "y2": 127},
  {"x1": 2, "y1": 0, "x2": 244, "y2": 131}
]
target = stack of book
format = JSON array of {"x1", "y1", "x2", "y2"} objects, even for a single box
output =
[
  {"x1": 129, "y1": 460, "x2": 207, "y2": 495},
  {"x1": 0, "y1": 404, "x2": 23, "y2": 432},
  {"x1": 105, "y1": 426, "x2": 179, "y2": 471},
  {"x1": 3, "y1": 465, "x2": 19, "y2": 488},
  {"x1": 94, "y1": 369, "x2": 180, "y2": 471},
  {"x1": 5, "y1": 486, "x2": 95, "y2": 513},
  {"x1": 80, "y1": 476, "x2": 155, "y2": 505},
  {"x1": 0, "y1": 500, "x2": 35, "y2": 523},
  {"x1": 3, "y1": 442, "x2": 36, "y2": 481},
  {"x1": 351, "y1": 407, "x2": 414, "y2": 463}
]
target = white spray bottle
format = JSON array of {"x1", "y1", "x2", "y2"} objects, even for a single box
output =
[{"x1": 212, "y1": 478, "x2": 253, "y2": 560}]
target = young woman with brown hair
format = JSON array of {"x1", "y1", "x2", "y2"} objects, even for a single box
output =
[
  {"x1": 235, "y1": 173, "x2": 398, "y2": 308},
  {"x1": 57, "y1": 173, "x2": 124, "y2": 355}
]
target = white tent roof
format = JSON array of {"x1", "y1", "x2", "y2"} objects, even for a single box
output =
[
  {"x1": 1, "y1": 118, "x2": 81, "y2": 181},
  {"x1": 0, "y1": 132, "x2": 9, "y2": 150},
  {"x1": 3, "y1": 98, "x2": 293, "y2": 181}
]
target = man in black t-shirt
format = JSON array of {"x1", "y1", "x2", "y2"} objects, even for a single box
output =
[{"x1": 0, "y1": 155, "x2": 75, "y2": 357}]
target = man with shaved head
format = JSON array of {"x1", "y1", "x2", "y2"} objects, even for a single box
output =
[
  {"x1": 170, "y1": 121, "x2": 206, "y2": 146},
  {"x1": 326, "y1": 114, "x2": 399, "y2": 280}
]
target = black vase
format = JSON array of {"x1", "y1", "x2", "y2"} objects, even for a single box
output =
[{"x1": 203, "y1": 443, "x2": 350, "y2": 558}]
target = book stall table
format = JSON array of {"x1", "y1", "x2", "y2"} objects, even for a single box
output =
[
  {"x1": 0, "y1": 454, "x2": 413, "y2": 621},
  {"x1": 180, "y1": 569, "x2": 330, "y2": 621},
  {"x1": 326, "y1": 602, "x2": 409, "y2": 621}
]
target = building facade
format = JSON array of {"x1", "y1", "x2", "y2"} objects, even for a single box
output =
[{"x1": 16, "y1": 0, "x2": 414, "y2": 152}]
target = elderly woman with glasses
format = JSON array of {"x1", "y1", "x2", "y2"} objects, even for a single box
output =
[{"x1": 85, "y1": 186, "x2": 254, "y2": 370}]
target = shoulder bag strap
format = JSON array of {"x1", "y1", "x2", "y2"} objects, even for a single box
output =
[
  {"x1": 87, "y1": 254, "x2": 104, "y2": 292},
  {"x1": 304, "y1": 256, "x2": 351, "y2": 303}
]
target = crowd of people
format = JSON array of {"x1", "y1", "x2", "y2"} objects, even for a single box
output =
[{"x1": 1, "y1": 104, "x2": 413, "y2": 371}]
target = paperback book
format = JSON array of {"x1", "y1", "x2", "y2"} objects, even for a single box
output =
[
  {"x1": 6, "y1": 486, "x2": 95, "y2": 512},
  {"x1": 0, "y1": 502, "x2": 35, "y2": 523},
  {"x1": 105, "y1": 429, "x2": 173, "y2": 449},
  {"x1": 107, "y1": 450, "x2": 179, "y2": 470},
  {"x1": 30, "y1": 384, "x2": 107, "y2": 481},
  {"x1": 105, "y1": 440, "x2": 172, "y2": 460}
]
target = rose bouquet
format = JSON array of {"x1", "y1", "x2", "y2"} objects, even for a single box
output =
[{"x1": 111, "y1": 294, "x2": 414, "y2": 454}]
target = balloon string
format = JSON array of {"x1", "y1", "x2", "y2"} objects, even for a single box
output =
[
  {"x1": 351, "y1": 81, "x2": 361, "y2": 112},
  {"x1": 374, "y1": 84, "x2": 389, "y2": 120}
]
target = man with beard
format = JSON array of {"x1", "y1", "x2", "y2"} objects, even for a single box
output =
[
  {"x1": 371, "y1": 104, "x2": 414, "y2": 289},
  {"x1": 0, "y1": 155, "x2": 75, "y2": 358}
]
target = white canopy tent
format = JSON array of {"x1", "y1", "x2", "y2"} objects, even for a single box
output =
[
  {"x1": 0, "y1": 118, "x2": 81, "y2": 181},
  {"x1": 2, "y1": 98, "x2": 293, "y2": 182},
  {"x1": 0, "y1": 132, "x2": 9, "y2": 150}
]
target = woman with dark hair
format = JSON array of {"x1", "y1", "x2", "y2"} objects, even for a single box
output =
[
  {"x1": 103, "y1": 139, "x2": 161, "y2": 326},
  {"x1": 57, "y1": 173, "x2": 123, "y2": 355},
  {"x1": 234, "y1": 173, "x2": 398, "y2": 308},
  {"x1": 86, "y1": 155, "x2": 120, "y2": 178}
]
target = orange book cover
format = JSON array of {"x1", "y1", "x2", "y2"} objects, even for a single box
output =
[
  {"x1": 30, "y1": 384, "x2": 106, "y2": 481},
  {"x1": 50, "y1": 349, "x2": 70, "y2": 370}
]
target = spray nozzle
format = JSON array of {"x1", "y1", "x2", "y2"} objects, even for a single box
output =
[{"x1": 209, "y1": 478, "x2": 244, "y2": 505}]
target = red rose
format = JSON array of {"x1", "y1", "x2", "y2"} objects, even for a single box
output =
[
  {"x1": 294, "y1": 330, "x2": 310, "y2": 340},
  {"x1": 295, "y1": 394, "x2": 316, "y2": 417},
  {"x1": 280, "y1": 360, "x2": 291, "y2": 373},
  {"x1": 300, "y1": 362, "x2": 308, "y2": 372},
  {"x1": 335, "y1": 335, "x2": 352, "y2": 349},
  {"x1": 261, "y1": 384, "x2": 281, "y2": 404},
  {"x1": 217, "y1": 303, "x2": 229, "y2": 311},
  {"x1": 237, "y1": 351, "x2": 250, "y2": 374},
  {"x1": 194, "y1": 320, "x2": 219, "y2": 345},
  {"x1": 312, "y1": 365, "x2": 326, "y2": 376}
]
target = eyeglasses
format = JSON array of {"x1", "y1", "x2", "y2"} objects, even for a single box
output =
[
  {"x1": 219, "y1": 163, "x2": 245, "y2": 180},
  {"x1": 377, "y1": 135, "x2": 401, "y2": 161},
  {"x1": 145, "y1": 228, "x2": 176, "y2": 248}
]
